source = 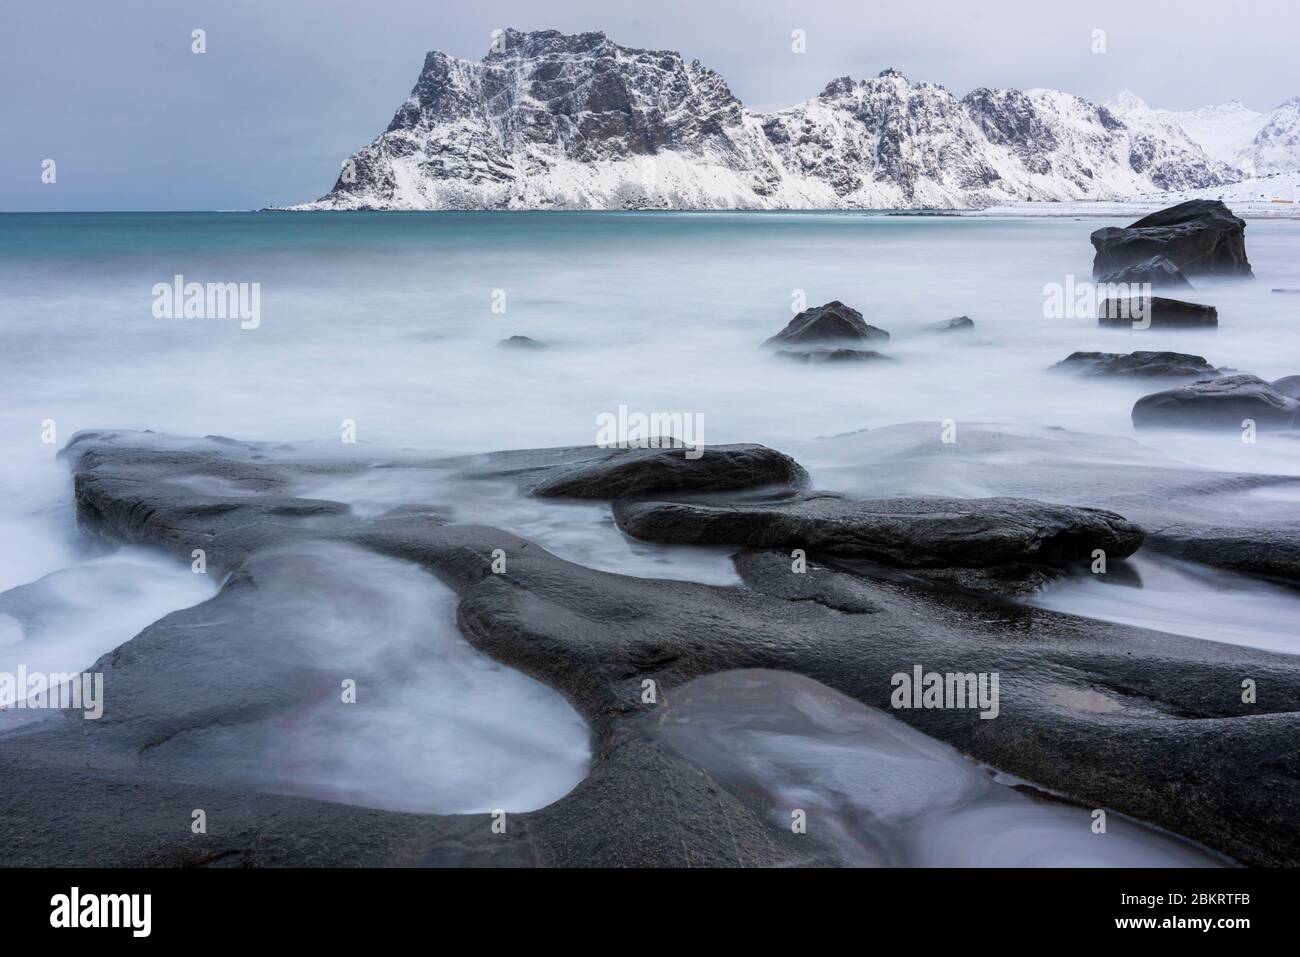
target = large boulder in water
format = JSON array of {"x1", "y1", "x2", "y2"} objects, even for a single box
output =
[
  {"x1": 1096, "y1": 254, "x2": 1192, "y2": 289},
  {"x1": 763, "y1": 301, "x2": 889, "y2": 347},
  {"x1": 1052, "y1": 351, "x2": 1220, "y2": 379},
  {"x1": 1091, "y1": 200, "x2": 1252, "y2": 279},
  {"x1": 1132, "y1": 374, "x2": 1300, "y2": 430},
  {"x1": 1098, "y1": 295, "x2": 1217, "y2": 328}
]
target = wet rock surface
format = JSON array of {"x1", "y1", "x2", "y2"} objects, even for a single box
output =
[
  {"x1": 613, "y1": 493, "x2": 1145, "y2": 567},
  {"x1": 454, "y1": 442, "x2": 810, "y2": 499},
  {"x1": 4, "y1": 428, "x2": 1299, "y2": 867},
  {"x1": 802, "y1": 421, "x2": 1300, "y2": 587}
]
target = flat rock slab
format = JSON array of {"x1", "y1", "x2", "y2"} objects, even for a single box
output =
[
  {"x1": 1052, "y1": 351, "x2": 1220, "y2": 379},
  {"x1": 1133, "y1": 374, "x2": 1300, "y2": 431},
  {"x1": 1091, "y1": 200, "x2": 1252, "y2": 278},
  {"x1": 453, "y1": 443, "x2": 810, "y2": 499},
  {"x1": 795, "y1": 422, "x2": 1300, "y2": 586},
  {"x1": 614, "y1": 493, "x2": 1144, "y2": 567}
]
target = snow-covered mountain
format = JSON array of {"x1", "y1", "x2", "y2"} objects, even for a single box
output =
[
  {"x1": 1246, "y1": 97, "x2": 1300, "y2": 176},
  {"x1": 1106, "y1": 91, "x2": 1300, "y2": 177},
  {"x1": 290, "y1": 29, "x2": 1243, "y2": 211}
]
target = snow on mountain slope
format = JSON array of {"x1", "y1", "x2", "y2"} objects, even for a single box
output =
[
  {"x1": 1105, "y1": 90, "x2": 1268, "y2": 169},
  {"x1": 1245, "y1": 97, "x2": 1300, "y2": 175},
  {"x1": 288, "y1": 29, "x2": 1241, "y2": 211}
]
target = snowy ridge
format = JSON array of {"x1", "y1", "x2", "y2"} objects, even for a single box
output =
[{"x1": 288, "y1": 29, "x2": 1251, "y2": 211}]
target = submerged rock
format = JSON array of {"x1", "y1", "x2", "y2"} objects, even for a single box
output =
[
  {"x1": 774, "y1": 348, "x2": 893, "y2": 364},
  {"x1": 1091, "y1": 200, "x2": 1252, "y2": 278},
  {"x1": 1096, "y1": 254, "x2": 1191, "y2": 288},
  {"x1": 497, "y1": 335, "x2": 548, "y2": 350},
  {"x1": 1097, "y1": 295, "x2": 1217, "y2": 328},
  {"x1": 1052, "y1": 351, "x2": 1220, "y2": 379},
  {"x1": 926, "y1": 316, "x2": 975, "y2": 333},
  {"x1": 1132, "y1": 374, "x2": 1300, "y2": 430},
  {"x1": 613, "y1": 492, "x2": 1144, "y2": 567},
  {"x1": 763, "y1": 301, "x2": 889, "y2": 347}
]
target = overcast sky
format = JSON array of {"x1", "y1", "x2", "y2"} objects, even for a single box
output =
[{"x1": 3, "y1": 0, "x2": 1297, "y2": 210}]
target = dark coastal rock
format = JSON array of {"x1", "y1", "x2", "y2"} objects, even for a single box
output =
[
  {"x1": 1097, "y1": 295, "x2": 1217, "y2": 328},
  {"x1": 5, "y1": 429, "x2": 1300, "y2": 868},
  {"x1": 613, "y1": 493, "x2": 1144, "y2": 567},
  {"x1": 1096, "y1": 254, "x2": 1191, "y2": 288},
  {"x1": 1132, "y1": 374, "x2": 1300, "y2": 430},
  {"x1": 459, "y1": 443, "x2": 810, "y2": 499},
  {"x1": 1271, "y1": 375, "x2": 1300, "y2": 399},
  {"x1": 805, "y1": 421, "x2": 1300, "y2": 587},
  {"x1": 774, "y1": 348, "x2": 893, "y2": 364},
  {"x1": 1144, "y1": 524, "x2": 1300, "y2": 584},
  {"x1": 62, "y1": 431, "x2": 362, "y2": 574},
  {"x1": 497, "y1": 335, "x2": 548, "y2": 350},
  {"x1": 926, "y1": 316, "x2": 974, "y2": 332},
  {"x1": 1091, "y1": 200, "x2": 1253, "y2": 278},
  {"x1": 763, "y1": 301, "x2": 889, "y2": 347},
  {"x1": 1052, "y1": 351, "x2": 1220, "y2": 379}
]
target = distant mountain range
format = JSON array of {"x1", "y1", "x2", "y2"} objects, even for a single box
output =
[
  {"x1": 288, "y1": 29, "x2": 1296, "y2": 211},
  {"x1": 1105, "y1": 90, "x2": 1300, "y2": 178}
]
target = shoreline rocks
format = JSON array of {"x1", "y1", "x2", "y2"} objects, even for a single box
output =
[{"x1": 6, "y1": 428, "x2": 1299, "y2": 869}]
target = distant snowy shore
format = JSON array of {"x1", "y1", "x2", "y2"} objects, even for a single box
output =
[{"x1": 969, "y1": 171, "x2": 1300, "y2": 219}]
